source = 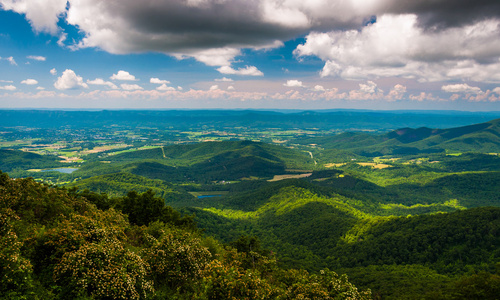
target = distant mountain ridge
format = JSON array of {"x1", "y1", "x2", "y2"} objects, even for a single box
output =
[
  {"x1": 2, "y1": 109, "x2": 500, "y2": 131},
  {"x1": 297, "y1": 118, "x2": 500, "y2": 155}
]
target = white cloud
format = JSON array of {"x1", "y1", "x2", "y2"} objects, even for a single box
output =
[
  {"x1": 5, "y1": 0, "x2": 500, "y2": 84},
  {"x1": 0, "y1": 80, "x2": 13, "y2": 83},
  {"x1": 209, "y1": 85, "x2": 219, "y2": 90},
  {"x1": 252, "y1": 40, "x2": 284, "y2": 51},
  {"x1": 110, "y1": 70, "x2": 137, "y2": 81},
  {"x1": 227, "y1": 86, "x2": 235, "y2": 90},
  {"x1": 54, "y1": 69, "x2": 88, "y2": 90},
  {"x1": 493, "y1": 87, "x2": 500, "y2": 95},
  {"x1": 57, "y1": 32, "x2": 67, "y2": 47},
  {"x1": 21, "y1": 79, "x2": 38, "y2": 85},
  {"x1": 217, "y1": 66, "x2": 264, "y2": 76},
  {"x1": 284, "y1": 80, "x2": 304, "y2": 88},
  {"x1": 176, "y1": 47, "x2": 241, "y2": 67},
  {"x1": 0, "y1": 85, "x2": 16, "y2": 91},
  {"x1": 150, "y1": 78, "x2": 170, "y2": 84},
  {"x1": 36, "y1": 86, "x2": 45, "y2": 90},
  {"x1": 10, "y1": 0, "x2": 499, "y2": 57},
  {"x1": 387, "y1": 84, "x2": 407, "y2": 100},
  {"x1": 359, "y1": 81, "x2": 380, "y2": 94},
  {"x1": 27, "y1": 55, "x2": 46, "y2": 61},
  {"x1": 0, "y1": 0, "x2": 67, "y2": 34},
  {"x1": 441, "y1": 84, "x2": 483, "y2": 94},
  {"x1": 409, "y1": 92, "x2": 440, "y2": 102},
  {"x1": 312, "y1": 85, "x2": 325, "y2": 91},
  {"x1": 5, "y1": 56, "x2": 17, "y2": 66},
  {"x1": 347, "y1": 81, "x2": 384, "y2": 100},
  {"x1": 50, "y1": 68, "x2": 57, "y2": 75},
  {"x1": 120, "y1": 83, "x2": 143, "y2": 90},
  {"x1": 156, "y1": 84, "x2": 175, "y2": 91},
  {"x1": 215, "y1": 77, "x2": 233, "y2": 82},
  {"x1": 87, "y1": 78, "x2": 119, "y2": 89},
  {"x1": 295, "y1": 15, "x2": 500, "y2": 82}
]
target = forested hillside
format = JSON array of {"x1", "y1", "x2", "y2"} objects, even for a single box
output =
[
  {"x1": 184, "y1": 182, "x2": 500, "y2": 299},
  {"x1": 0, "y1": 171, "x2": 371, "y2": 299}
]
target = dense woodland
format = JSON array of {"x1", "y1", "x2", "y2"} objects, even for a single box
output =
[
  {"x1": 0, "y1": 172, "x2": 372, "y2": 299},
  {"x1": 1, "y1": 112, "x2": 500, "y2": 299}
]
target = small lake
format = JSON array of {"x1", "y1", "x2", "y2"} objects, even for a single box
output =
[
  {"x1": 197, "y1": 195, "x2": 223, "y2": 199},
  {"x1": 41, "y1": 168, "x2": 79, "y2": 174}
]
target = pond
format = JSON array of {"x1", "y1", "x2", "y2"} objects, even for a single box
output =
[
  {"x1": 197, "y1": 195, "x2": 223, "y2": 199},
  {"x1": 41, "y1": 168, "x2": 79, "y2": 174}
]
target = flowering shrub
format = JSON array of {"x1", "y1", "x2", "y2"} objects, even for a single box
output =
[
  {"x1": 0, "y1": 208, "x2": 34, "y2": 297},
  {"x1": 54, "y1": 237, "x2": 153, "y2": 299},
  {"x1": 140, "y1": 224, "x2": 212, "y2": 288},
  {"x1": 281, "y1": 269, "x2": 372, "y2": 300},
  {"x1": 26, "y1": 207, "x2": 129, "y2": 283},
  {"x1": 201, "y1": 258, "x2": 278, "y2": 300}
]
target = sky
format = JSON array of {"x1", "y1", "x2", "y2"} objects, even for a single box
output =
[{"x1": 1, "y1": 0, "x2": 500, "y2": 111}]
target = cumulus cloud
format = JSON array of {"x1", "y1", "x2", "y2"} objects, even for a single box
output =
[
  {"x1": 409, "y1": 92, "x2": 439, "y2": 102},
  {"x1": 284, "y1": 80, "x2": 304, "y2": 88},
  {"x1": 494, "y1": 87, "x2": 500, "y2": 95},
  {"x1": 3, "y1": 0, "x2": 499, "y2": 50},
  {"x1": 36, "y1": 86, "x2": 45, "y2": 90},
  {"x1": 312, "y1": 85, "x2": 325, "y2": 91},
  {"x1": 0, "y1": 0, "x2": 67, "y2": 34},
  {"x1": 4, "y1": 0, "x2": 500, "y2": 82},
  {"x1": 54, "y1": 69, "x2": 88, "y2": 90},
  {"x1": 21, "y1": 79, "x2": 38, "y2": 85},
  {"x1": 0, "y1": 85, "x2": 16, "y2": 91},
  {"x1": 347, "y1": 81, "x2": 384, "y2": 100},
  {"x1": 6, "y1": 0, "x2": 500, "y2": 55},
  {"x1": 120, "y1": 83, "x2": 143, "y2": 90},
  {"x1": 359, "y1": 81, "x2": 380, "y2": 94},
  {"x1": 215, "y1": 77, "x2": 233, "y2": 82},
  {"x1": 27, "y1": 55, "x2": 46, "y2": 61},
  {"x1": 227, "y1": 85, "x2": 235, "y2": 90},
  {"x1": 441, "y1": 84, "x2": 483, "y2": 94},
  {"x1": 386, "y1": 84, "x2": 407, "y2": 100},
  {"x1": 87, "y1": 78, "x2": 119, "y2": 89},
  {"x1": 295, "y1": 14, "x2": 500, "y2": 82},
  {"x1": 50, "y1": 68, "x2": 57, "y2": 75},
  {"x1": 217, "y1": 66, "x2": 263, "y2": 76},
  {"x1": 110, "y1": 70, "x2": 138, "y2": 81},
  {"x1": 175, "y1": 47, "x2": 242, "y2": 67},
  {"x1": 209, "y1": 85, "x2": 219, "y2": 90},
  {"x1": 150, "y1": 78, "x2": 170, "y2": 84},
  {"x1": 0, "y1": 80, "x2": 13, "y2": 83},
  {"x1": 156, "y1": 84, "x2": 175, "y2": 91}
]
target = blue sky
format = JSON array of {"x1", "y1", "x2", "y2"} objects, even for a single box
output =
[{"x1": 1, "y1": 0, "x2": 500, "y2": 110}]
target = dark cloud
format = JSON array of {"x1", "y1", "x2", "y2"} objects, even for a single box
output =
[
  {"x1": 383, "y1": 0, "x2": 500, "y2": 29},
  {"x1": 4, "y1": 0, "x2": 500, "y2": 66}
]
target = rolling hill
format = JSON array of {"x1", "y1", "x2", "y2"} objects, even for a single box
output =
[
  {"x1": 0, "y1": 149, "x2": 64, "y2": 172},
  {"x1": 101, "y1": 140, "x2": 314, "y2": 182}
]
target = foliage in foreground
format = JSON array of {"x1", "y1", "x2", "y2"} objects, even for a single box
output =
[{"x1": 0, "y1": 171, "x2": 371, "y2": 299}]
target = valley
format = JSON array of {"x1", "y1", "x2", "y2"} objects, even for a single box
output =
[{"x1": 1, "y1": 109, "x2": 500, "y2": 299}]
